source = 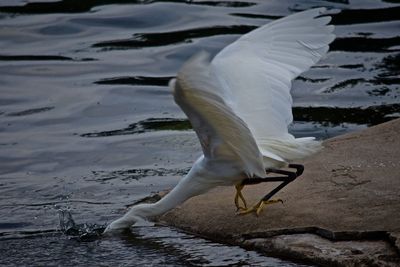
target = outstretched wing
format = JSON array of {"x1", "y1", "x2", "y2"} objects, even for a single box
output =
[
  {"x1": 171, "y1": 51, "x2": 265, "y2": 178},
  {"x1": 211, "y1": 8, "x2": 335, "y2": 160}
]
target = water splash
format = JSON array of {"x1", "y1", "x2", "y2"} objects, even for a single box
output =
[{"x1": 58, "y1": 209, "x2": 105, "y2": 241}]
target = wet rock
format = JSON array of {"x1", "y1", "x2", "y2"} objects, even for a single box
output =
[
  {"x1": 161, "y1": 119, "x2": 400, "y2": 266},
  {"x1": 243, "y1": 233, "x2": 400, "y2": 267}
]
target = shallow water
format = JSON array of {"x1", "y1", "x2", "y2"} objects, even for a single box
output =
[
  {"x1": 1, "y1": 225, "x2": 307, "y2": 267},
  {"x1": 1, "y1": 0, "x2": 399, "y2": 266}
]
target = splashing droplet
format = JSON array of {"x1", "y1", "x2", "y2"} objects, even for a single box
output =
[{"x1": 58, "y1": 209, "x2": 106, "y2": 241}]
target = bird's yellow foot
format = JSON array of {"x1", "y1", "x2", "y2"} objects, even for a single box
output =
[
  {"x1": 238, "y1": 199, "x2": 283, "y2": 216},
  {"x1": 234, "y1": 184, "x2": 247, "y2": 211}
]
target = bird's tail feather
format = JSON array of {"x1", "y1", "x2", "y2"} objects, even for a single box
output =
[{"x1": 260, "y1": 137, "x2": 322, "y2": 163}]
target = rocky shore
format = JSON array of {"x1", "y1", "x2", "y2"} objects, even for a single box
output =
[{"x1": 160, "y1": 119, "x2": 400, "y2": 266}]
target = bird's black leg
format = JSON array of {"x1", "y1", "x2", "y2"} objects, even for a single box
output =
[
  {"x1": 236, "y1": 164, "x2": 304, "y2": 215},
  {"x1": 241, "y1": 163, "x2": 303, "y2": 200},
  {"x1": 262, "y1": 164, "x2": 303, "y2": 201}
]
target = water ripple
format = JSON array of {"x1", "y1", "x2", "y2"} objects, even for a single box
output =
[
  {"x1": 331, "y1": 6, "x2": 400, "y2": 25},
  {"x1": 91, "y1": 167, "x2": 190, "y2": 181},
  {"x1": 92, "y1": 25, "x2": 256, "y2": 49},
  {"x1": 331, "y1": 36, "x2": 400, "y2": 52},
  {"x1": 95, "y1": 75, "x2": 173, "y2": 86},
  {"x1": 80, "y1": 104, "x2": 400, "y2": 139},
  {"x1": 0, "y1": 0, "x2": 256, "y2": 15},
  {"x1": 81, "y1": 118, "x2": 192, "y2": 137},
  {"x1": 7, "y1": 107, "x2": 54, "y2": 117}
]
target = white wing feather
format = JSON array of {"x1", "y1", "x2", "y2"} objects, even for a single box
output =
[
  {"x1": 211, "y1": 7, "x2": 335, "y2": 163},
  {"x1": 172, "y1": 52, "x2": 265, "y2": 178}
]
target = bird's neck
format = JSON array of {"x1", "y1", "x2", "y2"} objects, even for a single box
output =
[
  {"x1": 105, "y1": 158, "x2": 213, "y2": 232},
  {"x1": 142, "y1": 173, "x2": 208, "y2": 218}
]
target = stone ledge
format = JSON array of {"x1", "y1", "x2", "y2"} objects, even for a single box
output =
[
  {"x1": 160, "y1": 118, "x2": 400, "y2": 266},
  {"x1": 243, "y1": 233, "x2": 399, "y2": 267}
]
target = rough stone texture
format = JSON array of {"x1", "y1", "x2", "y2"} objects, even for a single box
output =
[
  {"x1": 244, "y1": 234, "x2": 399, "y2": 267},
  {"x1": 160, "y1": 118, "x2": 400, "y2": 266}
]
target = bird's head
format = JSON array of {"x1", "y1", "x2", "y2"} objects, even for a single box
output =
[{"x1": 103, "y1": 203, "x2": 155, "y2": 234}]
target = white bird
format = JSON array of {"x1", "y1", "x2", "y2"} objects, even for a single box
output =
[{"x1": 104, "y1": 7, "x2": 335, "y2": 233}]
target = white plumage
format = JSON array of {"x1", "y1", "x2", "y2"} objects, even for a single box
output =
[{"x1": 105, "y1": 7, "x2": 335, "y2": 233}]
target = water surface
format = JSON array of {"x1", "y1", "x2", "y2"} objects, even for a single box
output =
[{"x1": 1, "y1": 0, "x2": 399, "y2": 266}]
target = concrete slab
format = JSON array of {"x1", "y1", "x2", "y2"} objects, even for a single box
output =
[{"x1": 160, "y1": 118, "x2": 400, "y2": 266}]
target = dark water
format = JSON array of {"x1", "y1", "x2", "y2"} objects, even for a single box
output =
[{"x1": 0, "y1": 0, "x2": 399, "y2": 266}]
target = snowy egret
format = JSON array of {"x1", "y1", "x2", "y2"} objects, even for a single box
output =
[{"x1": 104, "y1": 7, "x2": 335, "y2": 233}]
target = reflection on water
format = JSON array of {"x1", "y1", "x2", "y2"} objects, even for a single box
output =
[
  {"x1": 0, "y1": 0, "x2": 257, "y2": 14},
  {"x1": 1, "y1": 209, "x2": 305, "y2": 266},
  {"x1": 1, "y1": 0, "x2": 400, "y2": 265},
  {"x1": 91, "y1": 166, "x2": 191, "y2": 181},
  {"x1": 95, "y1": 75, "x2": 173, "y2": 86},
  {"x1": 81, "y1": 117, "x2": 192, "y2": 137},
  {"x1": 79, "y1": 104, "x2": 400, "y2": 138},
  {"x1": 6, "y1": 106, "x2": 55, "y2": 117},
  {"x1": 93, "y1": 25, "x2": 257, "y2": 49},
  {"x1": 1, "y1": 227, "x2": 306, "y2": 267}
]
